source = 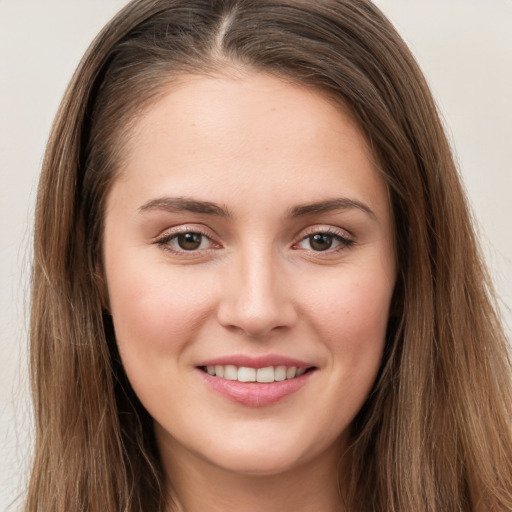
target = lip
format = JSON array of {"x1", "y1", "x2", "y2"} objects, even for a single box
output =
[
  {"x1": 196, "y1": 354, "x2": 312, "y2": 369},
  {"x1": 195, "y1": 354, "x2": 316, "y2": 407}
]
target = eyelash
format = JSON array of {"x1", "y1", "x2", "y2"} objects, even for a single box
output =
[
  {"x1": 295, "y1": 228, "x2": 354, "y2": 253},
  {"x1": 154, "y1": 226, "x2": 218, "y2": 256},
  {"x1": 153, "y1": 226, "x2": 355, "y2": 256}
]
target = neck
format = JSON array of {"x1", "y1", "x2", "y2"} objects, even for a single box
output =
[{"x1": 159, "y1": 435, "x2": 346, "y2": 512}]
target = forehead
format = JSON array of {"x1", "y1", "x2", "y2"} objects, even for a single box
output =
[
  {"x1": 125, "y1": 71, "x2": 369, "y2": 156},
  {"x1": 110, "y1": 71, "x2": 388, "y2": 218}
]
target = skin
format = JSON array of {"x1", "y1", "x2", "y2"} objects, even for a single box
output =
[{"x1": 103, "y1": 71, "x2": 396, "y2": 512}]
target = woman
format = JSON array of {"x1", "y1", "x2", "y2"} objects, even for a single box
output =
[{"x1": 27, "y1": 0, "x2": 512, "y2": 511}]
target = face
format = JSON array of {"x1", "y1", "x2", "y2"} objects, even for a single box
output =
[{"x1": 103, "y1": 72, "x2": 396, "y2": 478}]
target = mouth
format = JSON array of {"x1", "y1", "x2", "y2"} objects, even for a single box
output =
[
  {"x1": 198, "y1": 364, "x2": 314, "y2": 383},
  {"x1": 197, "y1": 363, "x2": 317, "y2": 407}
]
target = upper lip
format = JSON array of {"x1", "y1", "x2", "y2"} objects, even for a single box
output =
[{"x1": 196, "y1": 354, "x2": 314, "y2": 369}]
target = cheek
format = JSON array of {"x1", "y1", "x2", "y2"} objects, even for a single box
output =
[
  {"x1": 301, "y1": 264, "x2": 393, "y2": 389},
  {"x1": 306, "y1": 267, "x2": 392, "y2": 340},
  {"x1": 105, "y1": 259, "x2": 217, "y2": 410},
  {"x1": 106, "y1": 257, "x2": 213, "y2": 361}
]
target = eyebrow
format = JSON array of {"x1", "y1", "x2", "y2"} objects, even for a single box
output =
[
  {"x1": 138, "y1": 196, "x2": 375, "y2": 219},
  {"x1": 289, "y1": 198, "x2": 375, "y2": 219},
  {"x1": 138, "y1": 196, "x2": 231, "y2": 217}
]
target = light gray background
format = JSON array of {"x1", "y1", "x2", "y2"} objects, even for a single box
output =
[{"x1": 1, "y1": 1, "x2": 511, "y2": 509}]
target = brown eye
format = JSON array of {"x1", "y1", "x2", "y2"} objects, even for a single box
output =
[
  {"x1": 308, "y1": 233, "x2": 333, "y2": 251},
  {"x1": 296, "y1": 230, "x2": 354, "y2": 253},
  {"x1": 155, "y1": 229, "x2": 217, "y2": 254},
  {"x1": 176, "y1": 232, "x2": 203, "y2": 250}
]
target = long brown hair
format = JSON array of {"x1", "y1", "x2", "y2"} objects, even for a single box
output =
[{"x1": 28, "y1": 1, "x2": 512, "y2": 510}]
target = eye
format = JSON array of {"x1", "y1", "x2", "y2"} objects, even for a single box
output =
[
  {"x1": 296, "y1": 230, "x2": 354, "y2": 252},
  {"x1": 307, "y1": 233, "x2": 335, "y2": 251},
  {"x1": 174, "y1": 232, "x2": 207, "y2": 251},
  {"x1": 155, "y1": 230, "x2": 216, "y2": 253}
]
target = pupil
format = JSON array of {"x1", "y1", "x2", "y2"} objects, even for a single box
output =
[
  {"x1": 178, "y1": 233, "x2": 202, "y2": 250},
  {"x1": 310, "y1": 234, "x2": 332, "y2": 251}
]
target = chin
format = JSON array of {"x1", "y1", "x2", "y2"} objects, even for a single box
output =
[
  {"x1": 192, "y1": 426, "x2": 334, "y2": 478},
  {"x1": 206, "y1": 447, "x2": 308, "y2": 477}
]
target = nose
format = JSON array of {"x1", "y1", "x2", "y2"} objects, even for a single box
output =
[{"x1": 216, "y1": 248, "x2": 298, "y2": 338}]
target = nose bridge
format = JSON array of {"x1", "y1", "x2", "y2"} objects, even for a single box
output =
[
  {"x1": 241, "y1": 245, "x2": 280, "y2": 311},
  {"x1": 217, "y1": 242, "x2": 297, "y2": 337}
]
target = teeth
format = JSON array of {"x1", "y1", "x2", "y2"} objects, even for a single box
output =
[
  {"x1": 203, "y1": 364, "x2": 308, "y2": 382},
  {"x1": 286, "y1": 367, "x2": 297, "y2": 379},
  {"x1": 274, "y1": 366, "x2": 287, "y2": 381},
  {"x1": 224, "y1": 365, "x2": 238, "y2": 381},
  {"x1": 257, "y1": 366, "x2": 274, "y2": 383},
  {"x1": 238, "y1": 367, "x2": 256, "y2": 382}
]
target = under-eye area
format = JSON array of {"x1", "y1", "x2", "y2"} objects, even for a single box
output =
[{"x1": 198, "y1": 365, "x2": 316, "y2": 383}]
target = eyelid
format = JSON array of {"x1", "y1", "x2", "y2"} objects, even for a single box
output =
[
  {"x1": 153, "y1": 224, "x2": 221, "y2": 253},
  {"x1": 152, "y1": 223, "x2": 354, "y2": 257},
  {"x1": 292, "y1": 225, "x2": 355, "y2": 252},
  {"x1": 298, "y1": 224, "x2": 353, "y2": 240}
]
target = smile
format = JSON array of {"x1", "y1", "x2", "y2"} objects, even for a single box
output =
[
  {"x1": 200, "y1": 365, "x2": 308, "y2": 383},
  {"x1": 197, "y1": 363, "x2": 316, "y2": 407}
]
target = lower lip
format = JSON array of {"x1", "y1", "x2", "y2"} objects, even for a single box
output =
[{"x1": 198, "y1": 369, "x2": 314, "y2": 407}]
